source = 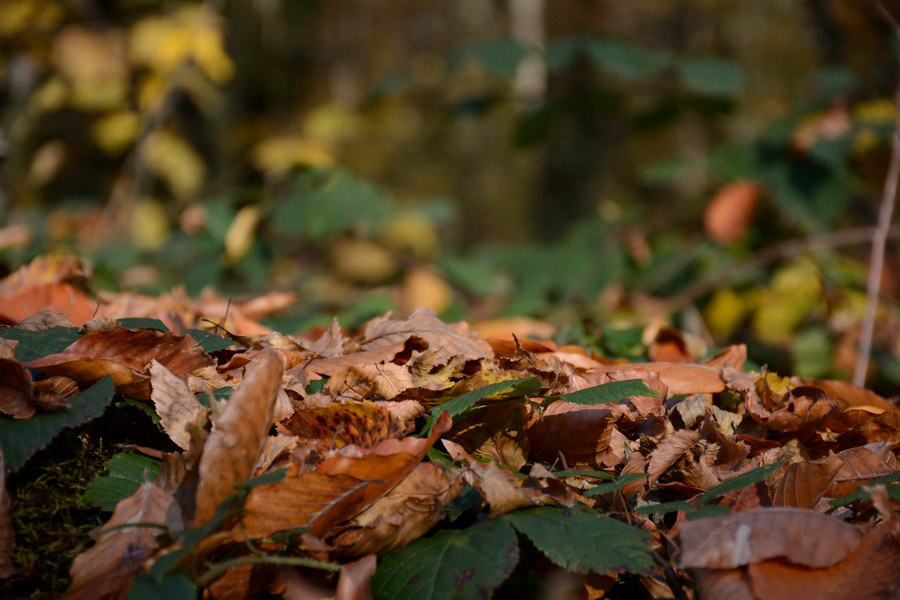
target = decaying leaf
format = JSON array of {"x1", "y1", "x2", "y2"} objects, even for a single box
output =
[
  {"x1": 0, "y1": 346, "x2": 36, "y2": 418},
  {"x1": 195, "y1": 349, "x2": 282, "y2": 524},
  {"x1": 771, "y1": 454, "x2": 843, "y2": 509},
  {"x1": 62, "y1": 482, "x2": 182, "y2": 599},
  {"x1": 361, "y1": 308, "x2": 491, "y2": 363},
  {"x1": 278, "y1": 401, "x2": 404, "y2": 449},
  {"x1": 150, "y1": 360, "x2": 208, "y2": 450},
  {"x1": 25, "y1": 328, "x2": 212, "y2": 400}
]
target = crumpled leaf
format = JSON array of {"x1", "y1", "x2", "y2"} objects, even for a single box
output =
[
  {"x1": 150, "y1": 360, "x2": 208, "y2": 450},
  {"x1": 195, "y1": 349, "x2": 282, "y2": 524},
  {"x1": 239, "y1": 412, "x2": 452, "y2": 540},
  {"x1": 329, "y1": 462, "x2": 463, "y2": 557},
  {"x1": 326, "y1": 362, "x2": 415, "y2": 400},
  {"x1": 648, "y1": 430, "x2": 701, "y2": 481},
  {"x1": 0, "y1": 344, "x2": 37, "y2": 418},
  {"x1": 278, "y1": 401, "x2": 404, "y2": 449},
  {"x1": 370, "y1": 517, "x2": 518, "y2": 600},
  {"x1": 62, "y1": 482, "x2": 182, "y2": 600},
  {"x1": 361, "y1": 308, "x2": 491, "y2": 364},
  {"x1": 827, "y1": 442, "x2": 900, "y2": 497},
  {"x1": 25, "y1": 328, "x2": 213, "y2": 400},
  {"x1": 771, "y1": 454, "x2": 843, "y2": 509}
]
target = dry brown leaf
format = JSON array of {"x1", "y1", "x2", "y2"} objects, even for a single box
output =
[
  {"x1": 648, "y1": 430, "x2": 701, "y2": 481},
  {"x1": 240, "y1": 412, "x2": 452, "y2": 540},
  {"x1": 278, "y1": 401, "x2": 404, "y2": 449},
  {"x1": 679, "y1": 508, "x2": 860, "y2": 570},
  {"x1": 450, "y1": 402, "x2": 529, "y2": 471},
  {"x1": 805, "y1": 378, "x2": 898, "y2": 415},
  {"x1": 285, "y1": 342, "x2": 409, "y2": 392},
  {"x1": 25, "y1": 328, "x2": 212, "y2": 400},
  {"x1": 326, "y1": 362, "x2": 415, "y2": 400},
  {"x1": 0, "y1": 449, "x2": 13, "y2": 579},
  {"x1": 704, "y1": 345, "x2": 747, "y2": 370},
  {"x1": 745, "y1": 522, "x2": 900, "y2": 600},
  {"x1": 527, "y1": 400, "x2": 616, "y2": 469},
  {"x1": 361, "y1": 308, "x2": 491, "y2": 363},
  {"x1": 62, "y1": 483, "x2": 182, "y2": 600},
  {"x1": 599, "y1": 362, "x2": 726, "y2": 396},
  {"x1": 771, "y1": 454, "x2": 843, "y2": 509},
  {"x1": 195, "y1": 349, "x2": 282, "y2": 524},
  {"x1": 308, "y1": 317, "x2": 346, "y2": 357},
  {"x1": 336, "y1": 555, "x2": 376, "y2": 600},
  {"x1": 0, "y1": 351, "x2": 36, "y2": 418},
  {"x1": 827, "y1": 442, "x2": 900, "y2": 497},
  {"x1": 15, "y1": 308, "x2": 76, "y2": 331},
  {"x1": 703, "y1": 179, "x2": 760, "y2": 244},
  {"x1": 329, "y1": 462, "x2": 462, "y2": 557},
  {"x1": 150, "y1": 360, "x2": 208, "y2": 450}
]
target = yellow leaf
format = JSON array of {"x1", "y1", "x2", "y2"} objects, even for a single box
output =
[
  {"x1": 92, "y1": 110, "x2": 140, "y2": 154},
  {"x1": 380, "y1": 212, "x2": 440, "y2": 259},
  {"x1": 252, "y1": 135, "x2": 334, "y2": 173},
  {"x1": 331, "y1": 239, "x2": 397, "y2": 284},
  {"x1": 704, "y1": 288, "x2": 746, "y2": 339},
  {"x1": 130, "y1": 199, "x2": 170, "y2": 251},
  {"x1": 143, "y1": 130, "x2": 205, "y2": 199},
  {"x1": 224, "y1": 204, "x2": 261, "y2": 263},
  {"x1": 396, "y1": 266, "x2": 452, "y2": 315}
]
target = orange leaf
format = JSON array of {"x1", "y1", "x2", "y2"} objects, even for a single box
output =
[
  {"x1": 771, "y1": 455, "x2": 843, "y2": 509},
  {"x1": 703, "y1": 179, "x2": 760, "y2": 243}
]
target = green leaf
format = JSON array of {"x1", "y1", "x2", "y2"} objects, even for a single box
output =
[
  {"x1": 0, "y1": 377, "x2": 115, "y2": 471},
  {"x1": 587, "y1": 38, "x2": 669, "y2": 79},
  {"x1": 422, "y1": 377, "x2": 541, "y2": 434},
  {"x1": 118, "y1": 318, "x2": 169, "y2": 332},
  {"x1": 449, "y1": 38, "x2": 528, "y2": 79},
  {"x1": 634, "y1": 501, "x2": 695, "y2": 516},
  {"x1": 678, "y1": 57, "x2": 744, "y2": 96},
  {"x1": 583, "y1": 473, "x2": 649, "y2": 497},
  {"x1": 828, "y1": 473, "x2": 900, "y2": 507},
  {"x1": 601, "y1": 326, "x2": 645, "y2": 358},
  {"x1": 505, "y1": 506, "x2": 655, "y2": 574},
  {"x1": 125, "y1": 573, "x2": 196, "y2": 600},
  {"x1": 695, "y1": 459, "x2": 788, "y2": 505},
  {"x1": 685, "y1": 504, "x2": 732, "y2": 520},
  {"x1": 371, "y1": 518, "x2": 518, "y2": 600},
  {"x1": 183, "y1": 328, "x2": 234, "y2": 353},
  {"x1": 549, "y1": 379, "x2": 660, "y2": 407},
  {"x1": 0, "y1": 326, "x2": 81, "y2": 362},
  {"x1": 83, "y1": 452, "x2": 162, "y2": 511}
]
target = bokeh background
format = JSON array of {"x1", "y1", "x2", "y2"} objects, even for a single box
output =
[{"x1": 1, "y1": 0, "x2": 899, "y2": 392}]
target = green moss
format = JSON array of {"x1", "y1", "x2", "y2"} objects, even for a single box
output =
[{"x1": 1, "y1": 428, "x2": 112, "y2": 599}]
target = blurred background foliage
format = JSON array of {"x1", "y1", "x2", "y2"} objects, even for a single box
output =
[{"x1": 1, "y1": 0, "x2": 899, "y2": 392}]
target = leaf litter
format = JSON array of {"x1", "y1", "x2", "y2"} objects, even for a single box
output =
[{"x1": 0, "y1": 258, "x2": 896, "y2": 599}]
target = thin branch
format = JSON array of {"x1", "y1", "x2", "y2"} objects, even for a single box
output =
[
  {"x1": 854, "y1": 1, "x2": 900, "y2": 386},
  {"x1": 665, "y1": 226, "x2": 900, "y2": 312}
]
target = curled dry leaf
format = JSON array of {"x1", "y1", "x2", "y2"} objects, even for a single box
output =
[
  {"x1": 195, "y1": 349, "x2": 282, "y2": 524},
  {"x1": 771, "y1": 454, "x2": 843, "y2": 509},
  {"x1": 62, "y1": 483, "x2": 182, "y2": 600},
  {"x1": 326, "y1": 362, "x2": 414, "y2": 400},
  {"x1": 0, "y1": 349, "x2": 36, "y2": 418},
  {"x1": 285, "y1": 342, "x2": 410, "y2": 392},
  {"x1": 648, "y1": 430, "x2": 701, "y2": 481},
  {"x1": 14, "y1": 308, "x2": 75, "y2": 331},
  {"x1": 361, "y1": 308, "x2": 491, "y2": 364},
  {"x1": 329, "y1": 462, "x2": 463, "y2": 557},
  {"x1": 149, "y1": 360, "x2": 208, "y2": 451},
  {"x1": 0, "y1": 449, "x2": 13, "y2": 579},
  {"x1": 527, "y1": 400, "x2": 616, "y2": 469},
  {"x1": 239, "y1": 412, "x2": 453, "y2": 540},
  {"x1": 25, "y1": 328, "x2": 212, "y2": 400}
]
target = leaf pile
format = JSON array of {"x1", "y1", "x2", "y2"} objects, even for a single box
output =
[{"x1": 0, "y1": 261, "x2": 898, "y2": 599}]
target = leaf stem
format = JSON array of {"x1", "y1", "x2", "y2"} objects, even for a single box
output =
[{"x1": 196, "y1": 554, "x2": 341, "y2": 587}]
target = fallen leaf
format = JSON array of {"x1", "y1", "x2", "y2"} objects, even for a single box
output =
[
  {"x1": 335, "y1": 554, "x2": 376, "y2": 600},
  {"x1": 361, "y1": 308, "x2": 491, "y2": 363},
  {"x1": 827, "y1": 442, "x2": 900, "y2": 497},
  {"x1": 62, "y1": 482, "x2": 182, "y2": 600},
  {"x1": 771, "y1": 454, "x2": 843, "y2": 509},
  {"x1": 150, "y1": 360, "x2": 208, "y2": 450},
  {"x1": 648, "y1": 430, "x2": 701, "y2": 481},
  {"x1": 195, "y1": 349, "x2": 282, "y2": 524},
  {"x1": 326, "y1": 362, "x2": 415, "y2": 400},
  {"x1": 0, "y1": 349, "x2": 36, "y2": 418},
  {"x1": 25, "y1": 328, "x2": 212, "y2": 400},
  {"x1": 278, "y1": 401, "x2": 404, "y2": 449},
  {"x1": 703, "y1": 179, "x2": 760, "y2": 244}
]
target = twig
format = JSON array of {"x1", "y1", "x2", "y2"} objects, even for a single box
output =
[
  {"x1": 854, "y1": 1, "x2": 900, "y2": 387},
  {"x1": 666, "y1": 226, "x2": 900, "y2": 311}
]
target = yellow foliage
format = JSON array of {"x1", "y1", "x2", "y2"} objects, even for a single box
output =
[
  {"x1": 29, "y1": 77, "x2": 68, "y2": 114},
  {"x1": 52, "y1": 26, "x2": 128, "y2": 112},
  {"x1": 93, "y1": 111, "x2": 141, "y2": 154},
  {"x1": 331, "y1": 239, "x2": 397, "y2": 284},
  {"x1": 130, "y1": 5, "x2": 233, "y2": 83},
  {"x1": 28, "y1": 140, "x2": 66, "y2": 187},
  {"x1": 0, "y1": 0, "x2": 62, "y2": 36},
  {"x1": 252, "y1": 136, "x2": 334, "y2": 173},
  {"x1": 853, "y1": 99, "x2": 895, "y2": 125},
  {"x1": 143, "y1": 130, "x2": 206, "y2": 200},
  {"x1": 225, "y1": 205, "x2": 261, "y2": 264},
  {"x1": 380, "y1": 212, "x2": 440, "y2": 259},
  {"x1": 704, "y1": 288, "x2": 746, "y2": 339},
  {"x1": 130, "y1": 199, "x2": 170, "y2": 251},
  {"x1": 397, "y1": 266, "x2": 453, "y2": 315},
  {"x1": 70, "y1": 80, "x2": 129, "y2": 112},
  {"x1": 752, "y1": 259, "x2": 822, "y2": 345},
  {"x1": 303, "y1": 104, "x2": 366, "y2": 148}
]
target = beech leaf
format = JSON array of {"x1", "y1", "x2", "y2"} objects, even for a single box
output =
[
  {"x1": 422, "y1": 377, "x2": 540, "y2": 434},
  {"x1": 371, "y1": 517, "x2": 518, "y2": 600}
]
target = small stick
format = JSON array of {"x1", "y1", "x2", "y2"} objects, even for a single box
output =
[{"x1": 853, "y1": 1, "x2": 900, "y2": 387}]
